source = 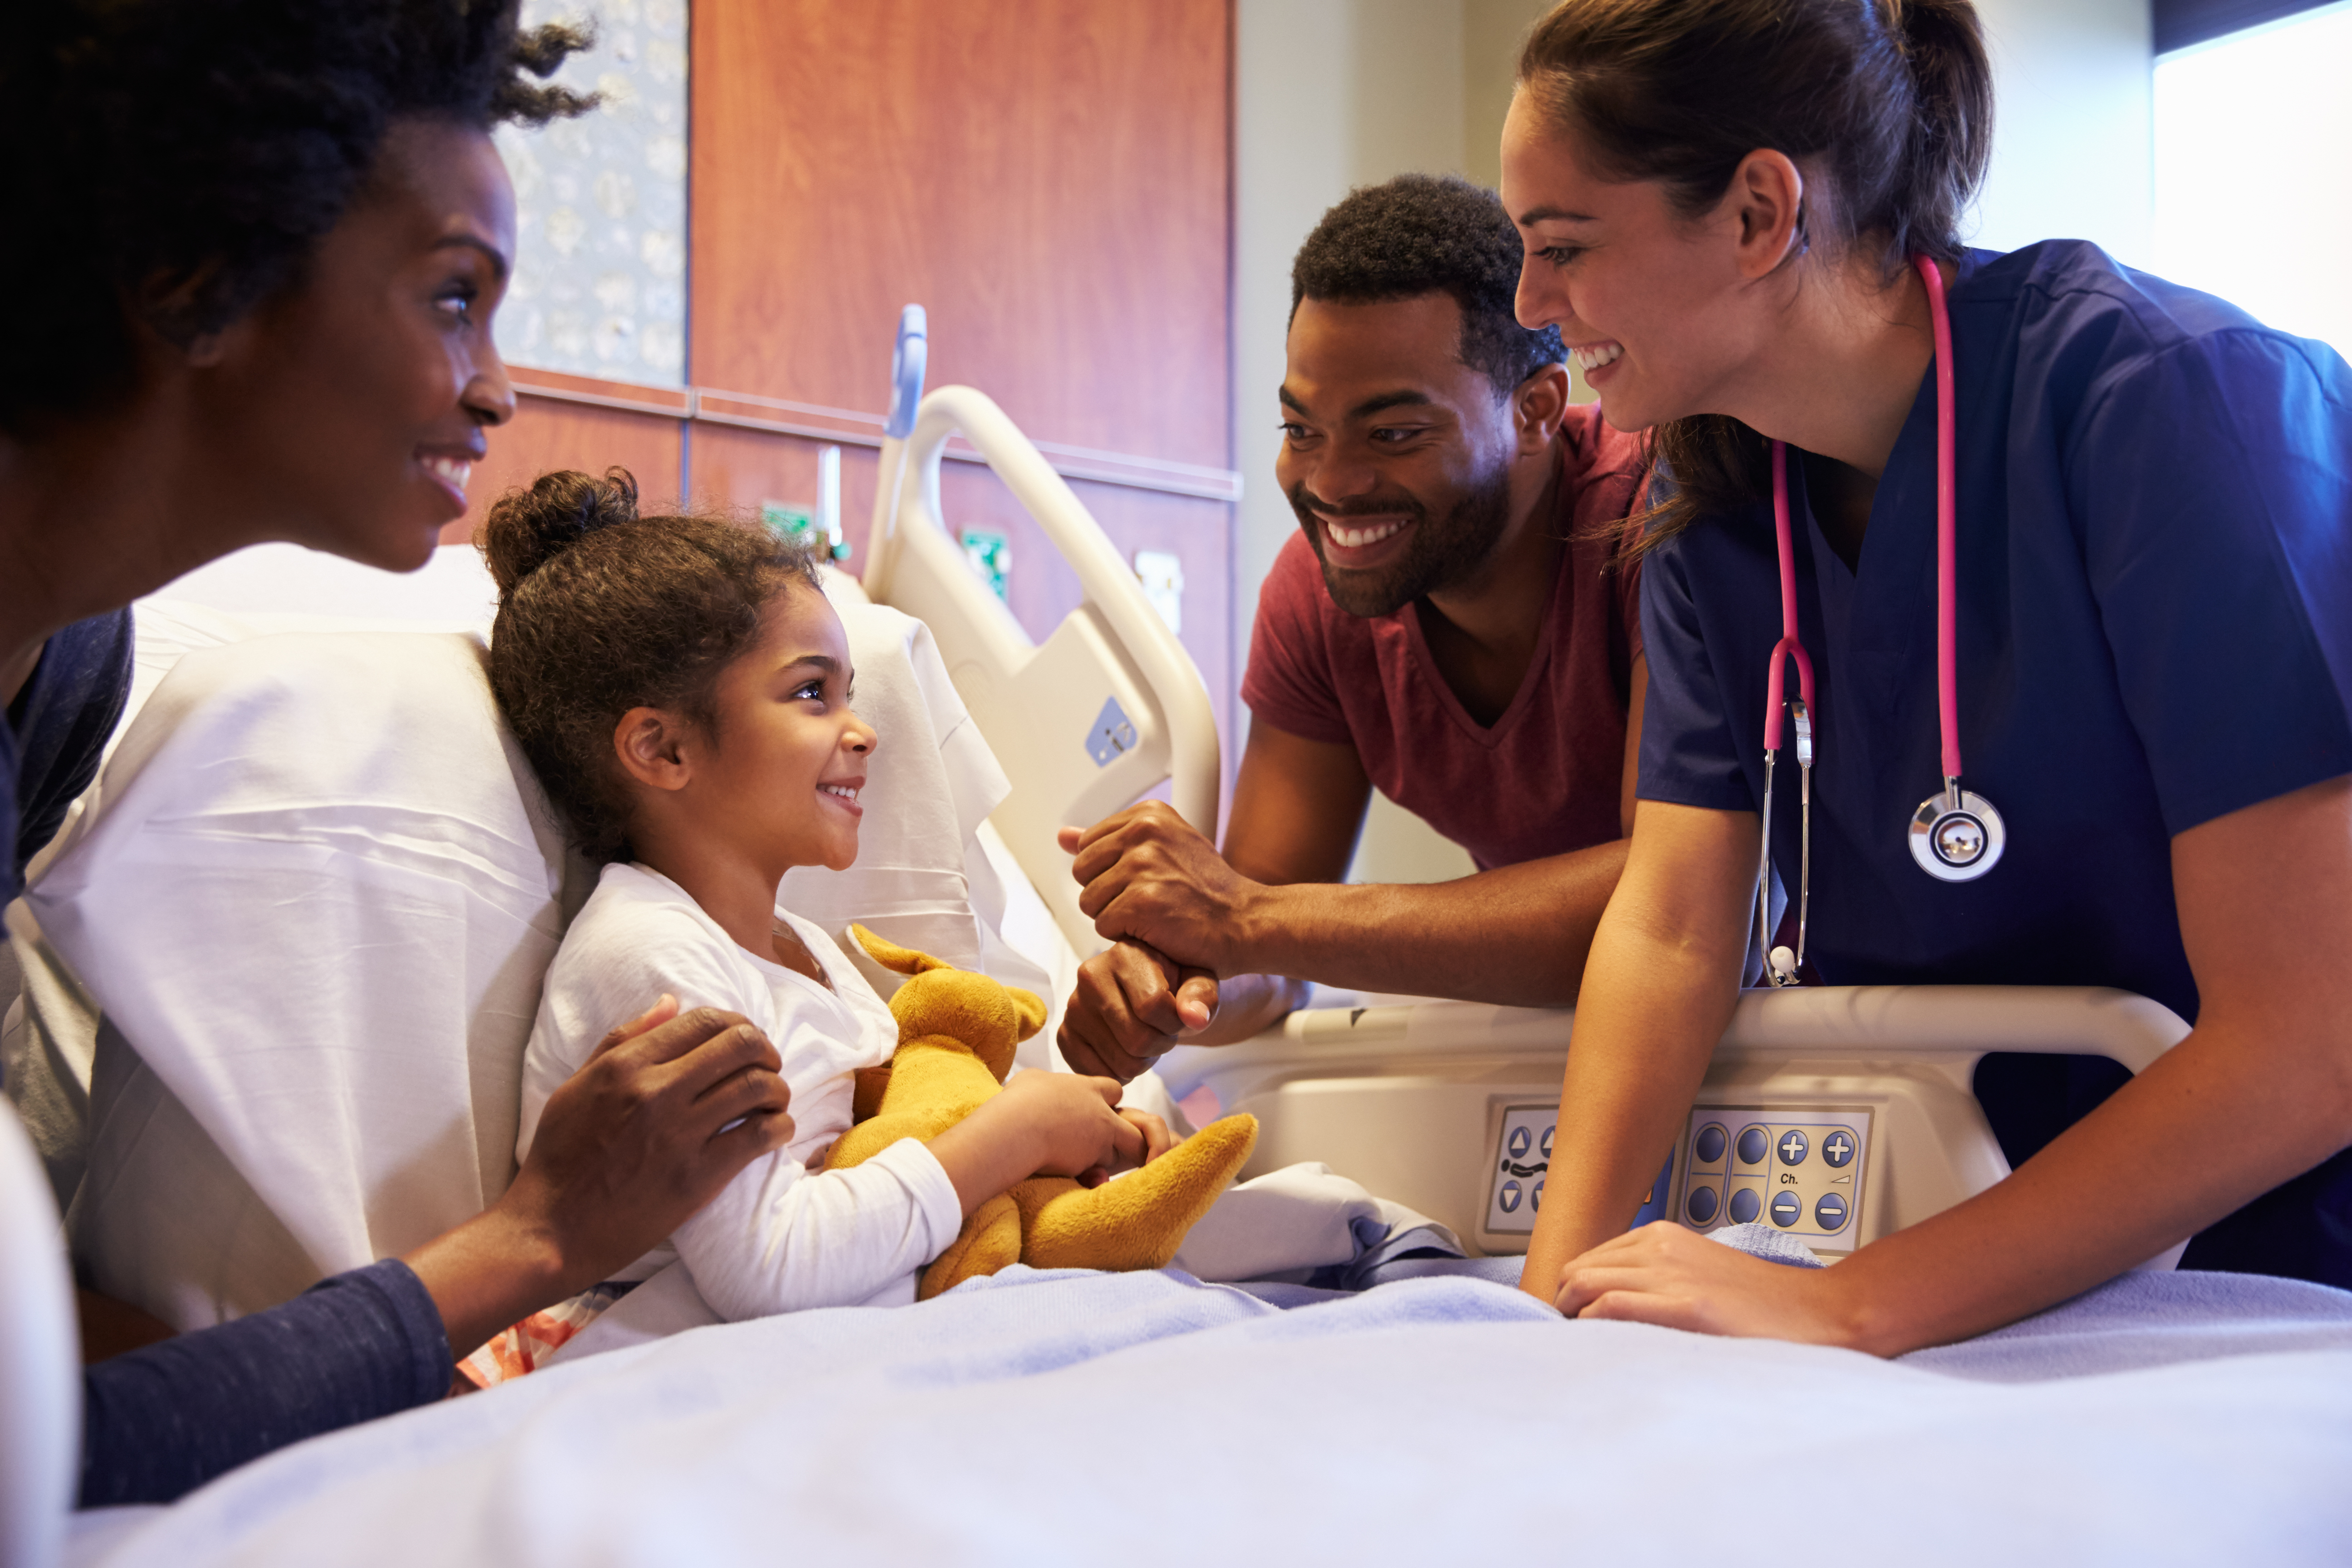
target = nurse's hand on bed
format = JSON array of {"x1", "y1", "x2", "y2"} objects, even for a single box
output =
[
  {"x1": 1058, "y1": 939, "x2": 1220, "y2": 1082},
  {"x1": 403, "y1": 995, "x2": 794, "y2": 1359},
  {"x1": 1549, "y1": 1223, "x2": 1859, "y2": 1347}
]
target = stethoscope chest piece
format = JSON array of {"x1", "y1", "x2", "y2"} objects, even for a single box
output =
[{"x1": 1909, "y1": 786, "x2": 2004, "y2": 882}]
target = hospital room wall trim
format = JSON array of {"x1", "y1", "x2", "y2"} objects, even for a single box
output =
[{"x1": 492, "y1": 368, "x2": 1242, "y2": 503}]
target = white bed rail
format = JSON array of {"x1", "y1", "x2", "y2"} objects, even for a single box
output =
[
  {"x1": 861, "y1": 367, "x2": 1220, "y2": 957},
  {"x1": 0, "y1": 1102, "x2": 75, "y2": 1567},
  {"x1": 1160, "y1": 985, "x2": 2190, "y2": 1260}
]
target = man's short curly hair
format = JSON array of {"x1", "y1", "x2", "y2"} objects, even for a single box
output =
[
  {"x1": 1289, "y1": 173, "x2": 1566, "y2": 400},
  {"x1": 0, "y1": 0, "x2": 595, "y2": 436}
]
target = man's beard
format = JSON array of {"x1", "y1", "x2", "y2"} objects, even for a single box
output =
[{"x1": 1292, "y1": 461, "x2": 1515, "y2": 618}]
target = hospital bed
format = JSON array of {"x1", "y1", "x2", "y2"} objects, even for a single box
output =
[{"x1": 5, "y1": 315, "x2": 2349, "y2": 1566}]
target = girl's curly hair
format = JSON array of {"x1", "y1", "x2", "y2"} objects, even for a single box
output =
[
  {"x1": 482, "y1": 468, "x2": 828, "y2": 866},
  {"x1": 2, "y1": 0, "x2": 596, "y2": 435}
]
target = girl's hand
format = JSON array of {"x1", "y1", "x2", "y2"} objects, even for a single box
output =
[
  {"x1": 1070, "y1": 1106, "x2": 1177, "y2": 1188},
  {"x1": 1119, "y1": 1107, "x2": 1175, "y2": 1163},
  {"x1": 993, "y1": 1071, "x2": 1148, "y2": 1179},
  {"x1": 1553, "y1": 1223, "x2": 1866, "y2": 1350}
]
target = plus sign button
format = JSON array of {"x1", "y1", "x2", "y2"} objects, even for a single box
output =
[
  {"x1": 1777, "y1": 1129, "x2": 1809, "y2": 1166},
  {"x1": 1821, "y1": 1131, "x2": 1855, "y2": 1169}
]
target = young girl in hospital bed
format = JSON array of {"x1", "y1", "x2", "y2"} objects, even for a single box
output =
[{"x1": 475, "y1": 468, "x2": 1164, "y2": 1357}]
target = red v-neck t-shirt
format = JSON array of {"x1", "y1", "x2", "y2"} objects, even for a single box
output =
[{"x1": 1240, "y1": 407, "x2": 1651, "y2": 872}]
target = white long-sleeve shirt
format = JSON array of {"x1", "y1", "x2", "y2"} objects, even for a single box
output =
[{"x1": 517, "y1": 862, "x2": 960, "y2": 1319}]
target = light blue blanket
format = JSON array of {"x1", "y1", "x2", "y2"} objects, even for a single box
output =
[{"x1": 71, "y1": 1266, "x2": 2352, "y2": 1567}]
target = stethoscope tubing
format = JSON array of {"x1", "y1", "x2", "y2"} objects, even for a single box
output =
[{"x1": 1757, "y1": 255, "x2": 2001, "y2": 987}]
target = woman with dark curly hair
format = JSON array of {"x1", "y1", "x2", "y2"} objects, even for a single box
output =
[{"x1": 1, "y1": 0, "x2": 795, "y2": 1506}]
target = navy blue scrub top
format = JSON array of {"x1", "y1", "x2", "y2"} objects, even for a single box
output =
[
  {"x1": 1637, "y1": 241, "x2": 2352, "y2": 1286},
  {"x1": 3, "y1": 610, "x2": 132, "y2": 900}
]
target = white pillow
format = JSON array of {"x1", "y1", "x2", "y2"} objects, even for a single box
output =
[
  {"x1": 29, "y1": 580, "x2": 1082, "y2": 1328},
  {"x1": 34, "y1": 631, "x2": 575, "y2": 1326}
]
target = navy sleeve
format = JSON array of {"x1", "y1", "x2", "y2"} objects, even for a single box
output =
[
  {"x1": 6, "y1": 609, "x2": 132, "y2": 897},
  {"x1": 1635, "y1": 535, "x2": 1756, "y2": 812},
  {"x1": 2073, "y1": 330, "x2": 2352, "y2": 834},
  {"x1": 79, "y1": 1259, "x2": 453, "y2": 1507}
]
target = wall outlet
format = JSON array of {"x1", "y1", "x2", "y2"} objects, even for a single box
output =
[
  {"x1": 762, "y1": 500, "x2": 815, "y2": 537},
  {"x1": 961, "y1": 529, "x2": 1010, "y2": 600},
  {"x1": 1134, "y1": 549, "x2": 1184, "y2": 634}
]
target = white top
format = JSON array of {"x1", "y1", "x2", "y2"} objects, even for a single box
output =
[{"x1": 517, "y1": 862, "x2": 961, "y2": 1318}]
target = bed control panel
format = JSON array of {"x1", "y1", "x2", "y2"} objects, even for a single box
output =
[
  {"x1": 1675, "y1": 1107, "x2": 1872, "y2": 1254},
  {"x1": 1477, "y1": 1100, "x2": 1872, "y2": 1254},
  {"x1": 1482, "y1": 1104, "x2": 1670, "y2": 1238}
]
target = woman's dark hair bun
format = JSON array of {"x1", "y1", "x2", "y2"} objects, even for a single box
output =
[{"x1": 481, "y1": 466, "x2": 643, "y2": 598}]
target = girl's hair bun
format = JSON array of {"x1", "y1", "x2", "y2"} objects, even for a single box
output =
[{"x1": 480, "y1": 466, "x2": 642, "y2": 598}]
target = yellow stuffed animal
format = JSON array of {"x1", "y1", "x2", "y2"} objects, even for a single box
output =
[{"x1": 824, "y1": 925, "x2": 1257, "y2": 1300}]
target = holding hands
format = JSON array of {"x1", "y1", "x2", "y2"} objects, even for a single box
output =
[
  {"x1": 1056, "y1": 803, "x2": 1292, "y2": 1080},
  {"x1": 1060, "y1": 939, "x2": 1220, "y2": 1082},
  {"x1": 1059, "y1": 803, "x2": 1262, "y2": 974}
]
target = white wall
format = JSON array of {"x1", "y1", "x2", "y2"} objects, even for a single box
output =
[
  {"x1": 1233, "y1": 0, "x2": 1478, "y2": 885},
  {"x1": 1969, "y1": 0, "x2": 2155, "y2": 265}
]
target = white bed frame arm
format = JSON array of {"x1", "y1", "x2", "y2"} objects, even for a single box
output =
[{"x1": 862, "y1": 383, "x2": 1222, "y2": 955}]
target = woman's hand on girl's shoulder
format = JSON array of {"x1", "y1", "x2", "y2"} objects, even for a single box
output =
[
  {"x1": 408, "y1": 995, "x2": 794, "y2": 1357},
  {"x1": 1551, "y1": 1222, "x2": 1870, "y2": 1351}
]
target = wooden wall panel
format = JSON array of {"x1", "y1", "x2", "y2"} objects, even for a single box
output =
[
  {"x1": 690, "y1": 0, "x2": 1232, "y2": 469},
  {"x1": 685, "y1": 423, "x2": 845, "y2": 528},
  {"x1": 441, "y1": 395, "x2": 684, "y2": 545},
  {"x1": 688, "y1": 0, "x2": 1237, "y2": 755},
  {"x1": 686, "y1": 424, "x2": 1230, "y2": 734}
]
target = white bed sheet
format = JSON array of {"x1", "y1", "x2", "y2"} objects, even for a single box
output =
[{"x1": 62, "y1": 1266, "x2": 2352, "y2": 1566}]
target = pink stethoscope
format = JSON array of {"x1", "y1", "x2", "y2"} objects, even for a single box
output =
[{"x1": 1756, "y1": 255, "x2": 2004, "y2": 988}]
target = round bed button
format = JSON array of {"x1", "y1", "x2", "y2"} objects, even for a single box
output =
[
  {"x1": 1686, "y1": 1184, "x2": 1720, "y2": 1225},
  {"x1": 1736, "y1": 1126, "x2": 1769, "y2": 1166},
  {"x1": 1769, "y1": 1191, "x2": 1802, "y2": 1227},
  {"x1": 1694, "y1": 1124, "x2": 1728, "y2": 1165},
  {"x1": 1729, "y1": 1187, "x2": 1762, "y2": 1225},
  {"x1": 1777, "y1": 1129, "x2": 1808, "y2": 1166},
  {"x1": 1821, "y1": 1131, "x2": 1856, "y2": 1169},
  {"x1": 1815, "y1": 1193, "x2": 1849, "y2": 1231}
]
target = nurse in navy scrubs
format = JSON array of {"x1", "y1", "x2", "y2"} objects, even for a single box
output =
[{"x1": 1506, "y1": 0, "x2": 2352, "y2": 1348}]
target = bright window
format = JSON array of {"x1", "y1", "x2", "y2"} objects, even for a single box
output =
[{"x1": 2153, "y1": 3, "x2": 2352, "y2": 358}]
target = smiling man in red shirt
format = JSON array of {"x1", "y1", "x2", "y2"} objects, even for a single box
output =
[{"x1": 1056, "y1": 175, "x2": 1652, "y2": 1080}]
